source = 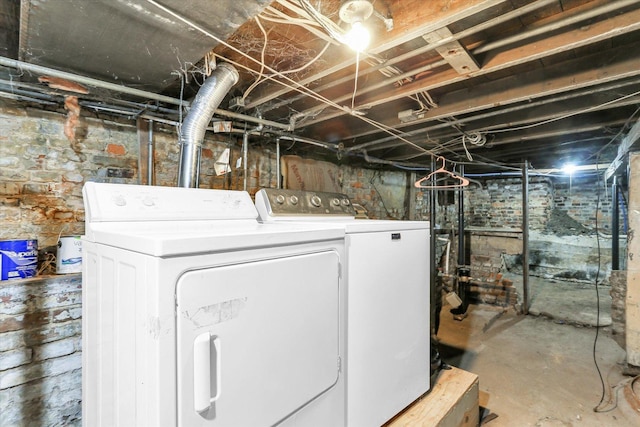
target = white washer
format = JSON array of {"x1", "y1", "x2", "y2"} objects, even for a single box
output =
[
  {"x1": 82, "y1": 182, "x2": 346, "y2": 427},
  {"x1": 255, "y1": 188, "x2": 431, "y2": 427}
]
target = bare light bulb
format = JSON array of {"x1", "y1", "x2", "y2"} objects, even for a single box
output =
[{"x1": 345, "y1": 21, "x2": 370, "y2": 52}]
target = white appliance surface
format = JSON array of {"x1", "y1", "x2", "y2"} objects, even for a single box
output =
[
  {"x1": 255, "y1": 188, "x2": 431, "y2": 427},
  {"x1": 82, "y1": 182, "x2": 346, "y2": 427}
]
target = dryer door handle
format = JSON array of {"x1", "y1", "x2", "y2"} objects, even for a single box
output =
[{"x1": 193, "y1": 333, "x2": 222, "y2": 413}]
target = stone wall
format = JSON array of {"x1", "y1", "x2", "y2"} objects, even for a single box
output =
[
  {"x1": 0, "y1": 105, "x2": 285, "y2": 249},
  {"x1": 342, "y1": 167, "x2": 409, "y2": 219},
  {"x1": 0, "y1": 274, "x2": 82, "y2": 427}
]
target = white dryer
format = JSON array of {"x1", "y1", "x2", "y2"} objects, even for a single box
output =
[
  {"x1": 255, "y1": 188, "x2": 431, "y2": 427},
  {"x1": 82, "y1": 182, "x2": 346, "y2": 427}
]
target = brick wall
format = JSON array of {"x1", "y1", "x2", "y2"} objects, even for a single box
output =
[
  {"x1": 0, "y1": 274, "x2": 82, "y2": 426},
  {"x1": 466, "y1": 177, "x2": 553, "y2": 230},
  {"x1": 342, "y1": 167, "x2": 408, "y2": 219},
  {"x1": 554, "y1": 175, "x2": 613, "y2": 231}
]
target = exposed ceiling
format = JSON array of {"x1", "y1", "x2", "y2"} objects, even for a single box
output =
[{"x1": 2, "y1": 0, "x2": 640, "y2": 173}]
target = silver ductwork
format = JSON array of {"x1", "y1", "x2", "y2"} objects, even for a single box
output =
[{"x1": 177, "y1": 63, "x2": 239, "y2": 188}]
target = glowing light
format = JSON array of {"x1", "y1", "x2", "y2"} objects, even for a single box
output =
[
  {"x1": 562, "y1": 163, "x2": 577, "y2": 175},
  {"x1": 345, "y1": 21, "x2": 370, "y2": 52}
]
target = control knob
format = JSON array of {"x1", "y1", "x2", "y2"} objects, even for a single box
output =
[{"x1": 310, "y1": 195, "x2": 322, "y2": 207}]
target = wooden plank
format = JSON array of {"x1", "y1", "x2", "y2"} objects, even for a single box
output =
[
  {"x1": 423, "y1": 28, "x2": 480, "y2": 75},
  {"x1": 605, "y1": 119, "x2": 640, "y2": 180},
  {"x1": 384, "y1": 366, "x2": 479, "y2": 427},
  {"x1": 297, "y1": 6, "x2": 640, "y2": 128},
  {"x1": 244, "y1": 0, "x2": 507, "y2": 109}
]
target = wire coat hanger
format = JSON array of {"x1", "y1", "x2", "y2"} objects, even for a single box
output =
[{"x1": 414, "y1": 156, "x2": 470, "y2": 189}]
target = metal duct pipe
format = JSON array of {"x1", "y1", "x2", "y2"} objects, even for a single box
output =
[{"x1": 177, "y1": 63, "x2": 239, "y2": 188}]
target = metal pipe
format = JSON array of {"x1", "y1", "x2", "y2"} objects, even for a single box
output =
[
  {"x1": 215, "y1": 108, "x2": 290, "y2": 131},
  {"x1": 430, "y1": 156, "x2": 438, "y2": 335},
  {"x1": 522, "y1": 160, "x2": 530, "y2": 315},
  {"x1": 178, "y1": 63, "x2": 239, "y2": 188},
  {"x1": 147, "y1": 120, "x2": 154, "y2": 186},
  {"x1": 0, "y1": 57, "x2": 290, "y2": 131},
  {"x1": 243, "y1": 132, "x2": 249, "y2": 192},
  {"x1": 276, "y1": 137, "x2": 281, "y2": 189},
  {"x1": 0, "y1": 56, "x2": 183, "y2": 106},
  {"x1": 612, "y1": 175, "x2": 620, "y2": 270},
  {"x1": 457, "y1": 163, "x2": 465, "y2": 267}
]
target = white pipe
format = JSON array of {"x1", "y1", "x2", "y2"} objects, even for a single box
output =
[
  {"x1": 147, "y1": 120, "x2": 154, "y2": 185},
  {"x1": 243, "y1": 132, "x2": 249, "y2": 192}
]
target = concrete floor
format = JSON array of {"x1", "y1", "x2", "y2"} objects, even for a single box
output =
[{"x1": 436, "y1": 276, "x2": 640, "y2": 426}]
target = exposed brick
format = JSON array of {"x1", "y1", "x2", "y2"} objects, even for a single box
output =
[
  {"x1": 0, "y1": 347, "x2": 33, "y2": 370},
  {"x1": 32, "y1": 336, "x2": 78, "y2": 362},
  {"x1": 0, "y1": 352, "x2": 81, "y2": 389},
  {"x1": 0, "y1": 182, "x2": 21, "y2": 195},
  {"x1": 105, "y1": 143, "x2": 126, "y2": 155},
  {"x1": 22, "y1": 183, "x2": 58, "y2": 194},
  {"x1": 30, "y1": 170, "x2": 62, "y2": 182}
]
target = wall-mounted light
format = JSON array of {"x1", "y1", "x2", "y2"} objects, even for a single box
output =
[{"x1": 339, "y1": 0, "x2": 374, "y2": 52}]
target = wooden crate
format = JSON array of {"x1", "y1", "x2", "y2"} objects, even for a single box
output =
[{"x1": 384, "y1": 367, "x2": 479, "y2": 427}]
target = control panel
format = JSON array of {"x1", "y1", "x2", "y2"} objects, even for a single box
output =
[
  {"x1": 255, "y1": 188, "x2": 356, "y2": 218},
  {"x1": 83, "y1": 182, "x2": 258, "y2": 222}
]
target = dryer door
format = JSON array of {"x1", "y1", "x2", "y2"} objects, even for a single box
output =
[{"x1": 176, "y1": 251, "x2": 340, "y2": 427}]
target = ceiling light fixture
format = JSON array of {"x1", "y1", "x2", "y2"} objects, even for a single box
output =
[{"x1": 339, "y1": 0, "x2": 374, "y2": 52}]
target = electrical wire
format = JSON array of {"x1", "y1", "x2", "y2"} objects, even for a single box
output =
[
  {"x1": 241, "y1": 15, "x2": 268, "y2": 101},
  {"x1": 488, "y1": 89, "x2": 640, "y2": 134},
  {"x1": 586, "y1": 105, "x2": 640, "y2": 164},
  {"x1": 142, "y1": 0, "x2": 437, "y2": 161},
  {"x1": 369, "y1": 170, "x2": 398, "y2": 219},
  {"x1": 351, "y1": 51, "x2": 361, "y2": 112},
  {"x1": 592, "y1": 161, "x2": 606, "y2": 412}
]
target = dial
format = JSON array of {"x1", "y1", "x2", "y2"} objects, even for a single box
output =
[
  {"x1": 310, "y1": 195, "x2": 322, "y2": 207},
  {"x1": 341, "y1": 198, "x2": 351, "y2": 206},
  {"x1": 289, "y1": 195, "x2": 299, "y2": 205},
  {"x1": 276, "y1": 194, "x2": 285, "y2": 204},
  {"x1": 331, "y1": 198, "x2": 340, "y2": 207},
  {"x1": 113, "y1": 195, "x2": 126, "y2": 206}
]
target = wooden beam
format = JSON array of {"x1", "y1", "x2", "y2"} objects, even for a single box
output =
[
  {"x1": 297, "y1": 6, "x2": 640, "y2": 128},
  {"x1": 244, "y1": 0, "x2": 508, "y2": 109},
  {"x1": 348, "y1": 80, "x2": 640, "y2": 150},
  {"x1": 605, "y1": 119, "x2": 640, "y2": 180}
]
